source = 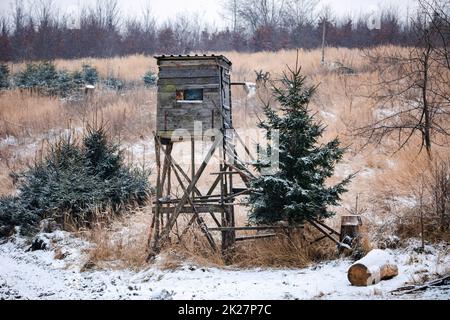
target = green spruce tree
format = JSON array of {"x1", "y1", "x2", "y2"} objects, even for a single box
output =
[{"x1": 249, "y1": 62, "x2": 353, "y2": 225}]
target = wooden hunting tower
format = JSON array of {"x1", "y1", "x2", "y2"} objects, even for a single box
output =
[
  {"x1": 149, "y1": 54, "x2": 256, "y2": 263},
  {"x1": 156, "y1": 54, "x2": 232, "y2": 141},
  {"x1": 148, "y1": 55, "x2": 355, "y2": 263}
]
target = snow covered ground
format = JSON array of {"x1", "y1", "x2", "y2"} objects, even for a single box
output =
[{"x1": 0, "y1": 232, "x2": 448, "y2": 300}]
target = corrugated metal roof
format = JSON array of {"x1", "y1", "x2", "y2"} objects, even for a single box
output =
[{"x1": 154, "y1": 54, "x2": 232, "y2": 65}]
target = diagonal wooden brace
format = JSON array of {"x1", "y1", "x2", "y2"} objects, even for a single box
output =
[
  {"x1": 161, "y1": 143, "x2": 222, "y2": 228},
  {"x1": 165, "y1": 149, "x2": 217, "y2": 250},
  {"x1": 150, "y1": 138, "x2": 221, "y2": 255}
]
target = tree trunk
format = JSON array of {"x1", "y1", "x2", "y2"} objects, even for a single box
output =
[
  {"x1": 422, "y1": 43, "x2": 432, "y2": 159},
  {"x1": 348, "y1": 249, "x2": 398, "y2": 286}
]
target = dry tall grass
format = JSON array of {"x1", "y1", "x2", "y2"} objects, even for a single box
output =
[
  {"x1": 84, "y1": 209, "x2": 152, "y2": 270},
  {"x1": 1, "y1": 46, "x2": 448, "y2": 269}
]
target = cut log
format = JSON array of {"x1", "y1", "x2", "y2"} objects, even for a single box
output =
[{"x1": 347, "y1": 249, "x2": 399, "y2": 286}]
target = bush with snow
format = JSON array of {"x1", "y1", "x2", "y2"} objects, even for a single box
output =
[
  {"x1": 0, "y1": 126, "x2": 151, "y2": 237},
  {"x1": 143, "y1": 70, "x2": 157, "y2": 87},
  {"x1": 15, "y1": 61, "x2": 58, "y2": 94},
  {"x1": 14, "y1": 62, "x2": 99, "y2": 97},
  {"x1": 104, "y1": 75, "x2": 125, "y2": 91},
  {"x1": 80, "y1": 64, "x2": 99, "y2": 86}
]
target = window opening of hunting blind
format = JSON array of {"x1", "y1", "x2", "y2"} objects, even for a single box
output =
[{"x1": 176, "y1": 89, "x2": 204, "y2": 103}]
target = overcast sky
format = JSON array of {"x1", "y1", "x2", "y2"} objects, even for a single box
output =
[{"x1": 0, "y1": 0, "x2": 417, "y2": 28}]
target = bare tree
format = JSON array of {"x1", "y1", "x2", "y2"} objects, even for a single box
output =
[
  {"x1": 11, "y1": 0, "x2": 25, "y2": 36},
  {"x1": 141, "y1": 2, "x2": 157, "y2": 54},
  {"x1": 412, "y1": 157, "x2": 449, "y2": 247},
  {"x1": 358, "y1": 1, "x2": 450, "y2": 158},
  {"x1": 33, "y1": 0, "x2": 59, "y2": 60},
  {"x1": 429, "y1": 158, "x2": 449, "y2": 232},
  {"x1": 171, "y1": 13, "x2": 204, "y2": 53},
  {"x1": 141, "y1": 1, "x2": 156, "y2": 34},
  {"x1": 221, "y1": 0, "x2": 240, "y2": 32},
  {"x1": 0, "y1": 0, "x2": 439, "y2": 61},
  {"x1": 95, "y1": 0, "x2": 121, "y2": 56},
  {"x1": 421, "y1": 1, "x2": 450, "y2": 70},
  {"x1": 283, "y1": 0, "x2": 319, "y2": 27},
  {"x1": 0, "y1": 17, "x2": 12, "y2": 61},
  {"x1": 225, "y1": 0, "x2": 286, "y2": 33}
]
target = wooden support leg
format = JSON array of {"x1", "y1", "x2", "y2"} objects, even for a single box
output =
[
  {"x1": 149, "y1": 138, "x2": 221, "y2": 258},
  {"x1": 221, "y1": 206, "x2": 235, "y2": 263},
  {"x1": 162, "y1": 143, "x2": 222, "y2": 229},
  {"x1": 160, "y1": 143, "x2": 173, "y2": 195},
  {"x1": 148, "y1": 136, "x2": 162, "y2": 257},
  {"x1": 161, "y1": 143, "x2": 173, "y2": 226},
  {"x1": 221, "y1": 134, "x2": 236, "y2": 264},
  {"x1": 234, "y1": 129, "x2": 255, "y2": 162},
  {"x1": 168, "y1": 156, "x2": 217, "y2": 251},
  {"x1": 164, "y1": 147, "x2": 202, "y2": 197},
  {"x1": 307, "y1": 219, "x2": 343, "y2": 248}
]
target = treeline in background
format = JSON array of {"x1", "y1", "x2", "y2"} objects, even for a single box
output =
[{"x1": 0, "y1": 0, "x2": 442, "y2": 61}]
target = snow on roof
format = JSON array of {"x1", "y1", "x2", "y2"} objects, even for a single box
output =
[{"x1": 154, "y1": 54, "x2": 232, "y2": 65}]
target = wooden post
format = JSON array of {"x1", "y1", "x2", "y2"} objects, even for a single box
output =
[
  {"x1": 148, "y1": 136, "x2": 162, "y2": 255},
  {"x1": 321, "y1": 17, "x2": 326, "y2": 65},
  {"x1": 165, "y1": 143, "x2": 173, "y2": 226},
  {"x1": 340, "y1": 215, "x2": 362, "y2": 249},
  {"x1": 221, "y1": 130, "x2": 236, "y2": 263},
  {"x1": 191, "y1": 137, "x2": 195, "y2": 200}
]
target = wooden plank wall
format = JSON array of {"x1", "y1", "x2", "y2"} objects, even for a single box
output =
[{"x1": 156, "y1": 58, "x2": 232, "y2": 140}]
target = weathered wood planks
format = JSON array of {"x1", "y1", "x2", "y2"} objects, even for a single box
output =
[{"x1": 155, "y1": 55, "x2": 232, "y2": 141}]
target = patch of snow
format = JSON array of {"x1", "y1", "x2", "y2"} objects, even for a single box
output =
[
  {"x1": 393, "y1": 196, "x2": 418, "y2": 209},
  {"x1": 373, "y1": 108, "x2": 398, "y2": 120},
  {"x1": 0, "y1": 135, "x2": 18, "y2": 147},
  {"x1": 386, "y1": 159, "x2": 396, "y2": 169},
  {"x1": 0, "y1": 232, "x2": 448, "y2": 300},
  {"x1": 46, "y1": 127, "x2": 83, "y2": 141},
  {"x1": 320, "y1": 111, "x2": 336, "y2": 120},
  {"x1": 335, "y1": 163, "x2": 353, "y2": 178},
  {"x1": 360, "y1": 168, "x2": 376, "y2": 178},
  {"x1": 124, "y1": 139, "x2": 155, "y2": 165}
]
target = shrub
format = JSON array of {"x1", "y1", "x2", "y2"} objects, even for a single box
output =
[
  {"x1": 55, "y1": 70, "x2": 76, "y2": 97},
  {"x1": 0, "y1": 196, "x2": 40, "y2": 237},
  {"x1": 16, "y1": 61, "x2": 59, "y2": 95},
  {"x1": 0, "y1": 126, "x2": 151, "y2": 236},
  {"x1": 395, "y1": 157, "x2": 450, "y2": 244},
  {"x1": 14, "y1": 62, "x2": 100, "y2": 97},
  {"x1": 16, "y1": 63, "x2": 41, "y2": 90},
  {"x1": 81, "y1": 64, "x2": 99, "y2": 86},
  {"x1": 143, "y1": 70, "x2": 157, "y2": 87},
  {"x1": 104, "y1": 75, "x2": 125, "y2": 91},
  {"x1": 0, "y1": 63, "x2": 10, "y2": 89}
]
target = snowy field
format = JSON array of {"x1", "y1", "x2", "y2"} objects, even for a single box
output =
[{"x1": 0, "y1": 232, "x2": 448, "y2": 300}]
